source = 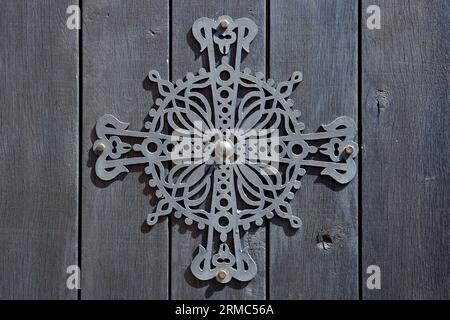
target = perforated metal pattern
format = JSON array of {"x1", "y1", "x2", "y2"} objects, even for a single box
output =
[{"x1": 93, "y1": 16, "x2": 358, "y2": 283}]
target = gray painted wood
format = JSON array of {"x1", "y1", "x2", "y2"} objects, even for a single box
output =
[
  {"x1": 270, "y1": 0, "x2": 359, "y2": 299},
  {"x1": 0, "y1": 0, "x2": 79, "y2": 299},
  {"x1": 1, "y1": 0, "x2": 447, "y2": 301},
  {"x1": 171, "y1": 0, "x2": 266, "y2": 299},
  {"x1": 361, "y1": 0, "x2": 449, "y2": 299},
  {"x1": 82, "y1": 0, "x2": 169, "y2": 299}
]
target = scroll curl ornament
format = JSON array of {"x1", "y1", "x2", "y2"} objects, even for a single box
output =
[{"x1": 92, "y1": 16, "x2": 358, "y2": 283}]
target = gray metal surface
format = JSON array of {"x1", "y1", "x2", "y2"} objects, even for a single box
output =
[{"x1": 93, "y1": 16, "x2": 358, "y2": 283}]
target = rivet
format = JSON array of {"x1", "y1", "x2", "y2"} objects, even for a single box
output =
[
  {"x1": 344, "y1": 145, "x2": 354, "y2": 156},
  {"x1": 94, "y1": 141, "x2": 107, "y2": 155},
  {"x1": 216, "y1": 268, "x2": 229, "y2": 283},
  {"x1": 219, "y1": 19, "x2": 230, "y2": 29}
]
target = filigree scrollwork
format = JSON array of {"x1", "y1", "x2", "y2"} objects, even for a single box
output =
[{"x1": 92, "y1": 16, "x2": 358, "y2": 283}]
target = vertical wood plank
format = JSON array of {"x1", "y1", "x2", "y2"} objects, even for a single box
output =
[
  {"x1": 0, "y1": 0, "x2": 79, "y2": 299},
  {"x1": 171, "y1": 0, "x2": 266, "y2": 299},
  {"x1": 82, "y1": 0, "x2": 169, "y2": 299},
  {"x1": 270, "y1": 0, "x2": 359, "y2": 299},
  {"x1": 362, "y1": 0, "x2": 449, "y2": 299}
]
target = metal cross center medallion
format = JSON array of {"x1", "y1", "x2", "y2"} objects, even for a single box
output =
[{"x1": 92, "y1": 16, "x2": 358, "y2": 283}]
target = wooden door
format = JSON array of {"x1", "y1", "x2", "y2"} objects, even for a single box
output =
[{"x1": 0, "y1": 0, "x2": 448, "y2": 300}]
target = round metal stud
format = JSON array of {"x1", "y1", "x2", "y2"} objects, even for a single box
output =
[
  {"x1": 219, "y1": 18, "x2": 230, "y2": 29},
  {"x1": 215, "y1": 139, "x2": 234, "y2": 161},
  {"x1": 94, "y1": 141, "x2": 107, "y2": 155},
  {"x1": 216, "y1": 268, "x2": 231, "y2": 283},
  {"x1": 344, "y1": 145, "x2": 354, "y2": 156}
]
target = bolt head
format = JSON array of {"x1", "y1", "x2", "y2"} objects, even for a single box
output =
[
  {"x1": 216, "y1": 268, "x2": 230, "y2": 283},
  {"x1": 219, "y1": 19, "x2": 230, "y2": 29},
  {"x1": 94, "y1": 141, "x2": 107, "y2": 155},
  {"x1": 344, "y1": 145, "x2": 354, "y2": 156},
  {"x1": 215, "y1": 140, "x2": 234, "y2": 160}
]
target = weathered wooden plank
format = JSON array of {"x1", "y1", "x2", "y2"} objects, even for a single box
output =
[
  {"x1": 171, "y1": 0, "x2": 266, "y2": 299},
  {"x1": 82, "y1": 0, "x2": 169, "y2": 299},
  {"x1": 361, "y1": 0, "x2": 449, "y2": 299},
  {"x1": 0, "y1": 0, "x2": 79, "y2": 299},
  {"x1": 270, "y1": 0, "x2": 359, "y2": 299}
]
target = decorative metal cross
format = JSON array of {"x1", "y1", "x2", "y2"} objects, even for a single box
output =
[{"x1": 92, "y1": 16, "x2": 358, "y2": 284}]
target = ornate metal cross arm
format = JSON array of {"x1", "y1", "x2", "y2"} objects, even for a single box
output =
[
  {"x1": 93, "y1": 114, "x2": 172, "y2": 181},
  {"x1": 91, "y1": 16, "x2": 358, "y2": 284},
  {"x1": 286, "y1": 116, "x2": 358, "y2": 184}
]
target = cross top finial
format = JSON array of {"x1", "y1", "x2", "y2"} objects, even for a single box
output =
[{"x1": 192, "y1": 16, "x2": 258, "y2": 70}]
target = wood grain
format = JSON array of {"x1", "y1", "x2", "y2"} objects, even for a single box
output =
[
  {"x1": 270, "y1": 0, "x2": 359, "y2": 299},
  {"x1": 1, "y1": 0, "x2": 447, "y2": 300},
  {"x1": 361, "y1": 0, "x2": 449, "y2": 299},
  {"x1": 171, "y1": 0, "x2": 266, "y2": 299},
  {"x1": 0, "y1": 0, "x2": 79, "y2": 299},
  {"x1": 81, "y1": 0, "x2": 169, "y2": 299}
]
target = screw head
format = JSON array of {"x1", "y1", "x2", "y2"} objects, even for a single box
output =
[
  {"x1": 344, "y1": 145, "x2": 354, "y2": 156},
  {"x1": 94, "y1": 141, "x2": 107, "y2": 155},
  {"x1": 216, "y1": 268, "x2": 230, "y2": 283},
  {"x1": 219, "y1": 19, "x2": 230, "y2": 29}
]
